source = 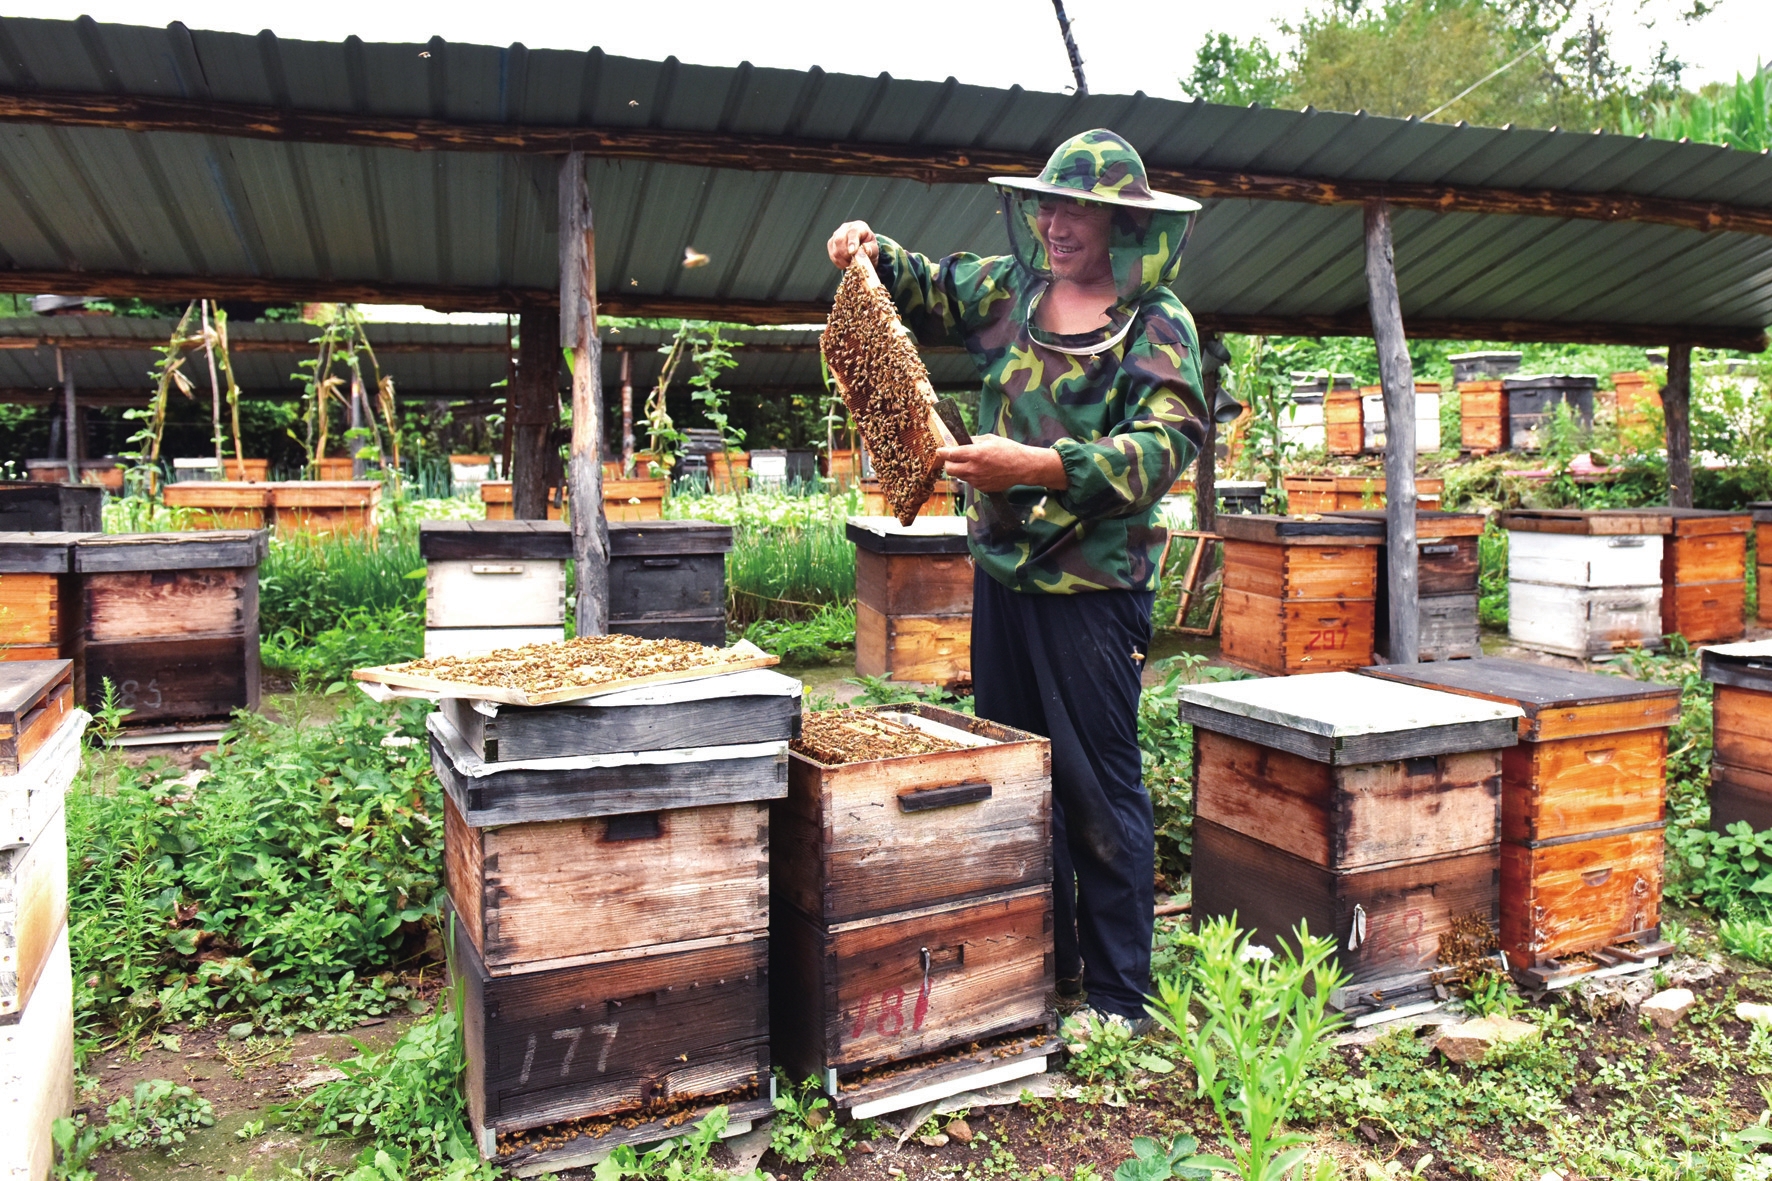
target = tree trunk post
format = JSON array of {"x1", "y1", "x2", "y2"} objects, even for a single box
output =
[
  {"x1": 1195, "y1": 335, "x2": 1222, "y2": 536},
  {"x1": 59, "y1": 347, "x2": 77, "y2": 482},
  {"x1": 1363, "y1": 199, "x2": 1419, "y2": 665},
  {"x1": 500, "y1": 314, "x2": 516, "y2": 479},
  {"x1": 560, "y1": 151, "x2": 609, "y2": 637},
  {"x1": 1664, "y1": 343, "x2": 1693, "y2": 509},
  {"x1": 620, "y1": 348, "x2": 635, "y2": 476},
  {"x1": 511, "y1": 309, "x2": 559, "y2": 519},
  {"x1": 349, "y1": 367, "x2": 368, "y2": 479}
]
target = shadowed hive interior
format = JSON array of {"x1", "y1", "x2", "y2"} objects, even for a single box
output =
[{"x1": 821, "y1": 257, "x2": 945, "y2": 525}]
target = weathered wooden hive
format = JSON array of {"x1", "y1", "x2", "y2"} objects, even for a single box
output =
[
  {"x1": 268, "y1": 480, "x2": 381, "y2": 537},
  {"x1": 161, "y1": 481, "x2": 272, "y2": 530},
  {"x1": 1608, "y1": 507, "x2": 1749, "y2": 644},
  {"x1": 1754, "y1": 503, "x2": 1772, "y2": 625},
  {"x1": 1326, "y1": 509, "x2": 1484, "y2": 661},
  {"x1": 1500, "y1": 509, "x2": 1667, "y2": 658},
  {"x1": 1218, "y1": 514, "x2": 1384, "y2": 675},
  {"x1": 0, "y1": 484, "x2": 102, "y2": 534},
  {"x1": 1180, "y1": 672, "x2": 1520, "y2": 1011},
  {"x1": 608, "y1": 520, "x2": 732, "y2": 647},
  {"x1": 1363, "y1": 658, "x2": 1679, "y2": 984},
  {"x1": 71, "y1": 531, "x2": 266, "y2": 729},
  {"x1": 1702, "y1": 640, "x2": 1772, "y2": 834},
  {"x1": 1457, "y1": 380, "x2": 1507, "y2": 454},
  {"x1": 772, "y1": 703, "x2": 1054, "y2": 1117},
  {"x1": 0, "y1": 665, "x2": 87, "y2": 1181},
  {"x1": 1324, "y1": 386, "x2": 1364, "y2": 456},
  {"x1": 419, "y1": 521, "x2": 569, "y2": 658},
  {"x1": 1503, "y1": 375, "x2": 1596, "y2": 452},
  {"x1": 428, "y1": 667, "x2": 801, "y2": 1174},
  {"x1": 849, "y1": 516, "x2": 972, "y2": 687},
  {"x1": 0, "y1": 534, "x2": 90, "y2": 662}
]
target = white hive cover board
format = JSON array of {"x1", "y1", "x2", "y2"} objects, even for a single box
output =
[{"x1": 1177, "y1": 671, "x2": 1521, "y2": 737}]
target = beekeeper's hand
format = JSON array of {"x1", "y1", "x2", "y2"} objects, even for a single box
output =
[
  {"x1": 937, "y1": 435, "x2": 1069, "y2": 493},
  {"x1": 828, "y1": 221, "x2": 880, "y2": 268}
]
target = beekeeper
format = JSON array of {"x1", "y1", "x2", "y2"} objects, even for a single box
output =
[{"x1": 827, "y1": 128, "x2": 1230, "y2": 1031}]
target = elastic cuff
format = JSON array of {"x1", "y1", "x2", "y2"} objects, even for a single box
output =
[{"x1": 1051, "y1": 437, "x2": 1095, "y2": 506}]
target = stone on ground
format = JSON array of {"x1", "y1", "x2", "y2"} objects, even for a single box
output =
[
  {"x1": 1433, "y1": 1016, "x2": 1539, "y2": 1064},
  {"x1": 1641, "y1": 988, "x2": 1695, "y2": 1029},
  {"x1": 1737, "y1": 1001, "x2": 1772, "y2": 1024}
]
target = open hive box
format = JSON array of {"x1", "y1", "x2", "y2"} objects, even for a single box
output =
[{"x1": 773, "y1": 704, "x2": 1056, "y2": 1118}]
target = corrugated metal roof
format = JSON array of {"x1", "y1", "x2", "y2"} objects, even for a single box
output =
[{"x1": 0, "y1": 16, "x2": 1768, "y2": 344}]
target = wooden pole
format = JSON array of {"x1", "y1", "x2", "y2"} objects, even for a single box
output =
[
  {"x1": 1664, "y1": 343, "x2": 1694, "y2": 508},
  {"x1": 349, "y1": 367, "x2": 368, "y2": 479},
  {"x1": 511, "y1": 309, "x2": 559, "y2": 519},
  {"x1": 57, "y1": 348, "x2": 76, "y2": 482},
  {"x1": 201, "y1": 300, "x2": 224, "y2": 471},
  {"x1": 1195, "y1": 339, "x2": 1221, "y2": 537},
  {"x1": 620, "y1": 349, "x2": 635, "y2": 477},
  {"x1": 500, "y1": 314, "x2": 515, "y2": 479},
  {"x1": 560, "y1": 151, "x2": 609, "y2": 637},
  {"x1": 1363, "y1": 199, "x2": 1419, "y2": 665}
]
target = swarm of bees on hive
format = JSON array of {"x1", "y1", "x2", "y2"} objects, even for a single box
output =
[
  {"x1": 820, "y1": 256, "x2": 949, "y2": 525},
  {"x1": 792, "y1": 709, "x2": 966, "y2": 765},
  {"x1": 395, "y1": 633, "x2": 732, "y2": 694}
]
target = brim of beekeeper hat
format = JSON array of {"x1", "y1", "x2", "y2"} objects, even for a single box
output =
[{"x1": 989, "y1": 174, "x2": 1202, "y2": 214}]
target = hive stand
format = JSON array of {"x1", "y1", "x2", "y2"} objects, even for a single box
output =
[
  {"x1": 1180, "y1": 672, "x2": 1521, "y2": 1014},
  {"x1": 848, "y1": 516, "x2": 972, "y2": 687},
  {"x1": 1217, "y1": 515, "x2": 1384, "y2": 675},
  {"x1": 1702, "y1": 641, "x2": 1772, "y2": 834},
  {"x1": 1500, "y1": 510, "x2": 1669, "y2": 659},
  {"x1": 1326, "y1": 509, "x2": 1484, "y2": 661},
  {"x1": 1603, "y1": 507, "x2": 1749, "y2": 645},
  {"x1": 607, "y1": 520, "x2": 732, "y2": 646},
  {"x1": 419, "y1": 521, "x2": 570, "y2": 657},
  {"x1": 772, "y1": 703, "x2": 1057, "y2": 1118},
  {"x1": 1362, "y1": 658, "x2": 1679, "y2": 988}
]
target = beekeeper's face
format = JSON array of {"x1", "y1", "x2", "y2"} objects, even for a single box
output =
[{"x1": 1035, "y1": 198, "x2": 1114, "y2": 286}]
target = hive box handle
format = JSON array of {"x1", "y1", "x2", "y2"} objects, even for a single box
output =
[
  {"x1": 641, "y1": 558, "x2": 682, "y2": 569},
  {"x1": 898, "y1": 780, "x2": 992, "y2": 812},
  {"x1": 1580, "y1": 868, "x2": 1613, "y2": 888}
]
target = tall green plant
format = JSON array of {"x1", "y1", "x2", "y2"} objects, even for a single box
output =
[
  {"x1": 1618, "y1": 62, "x2": 1771, "y2": 152},
  {"x1": 1146, "y1": 917, "x2": 1347, "y2": 1181}
]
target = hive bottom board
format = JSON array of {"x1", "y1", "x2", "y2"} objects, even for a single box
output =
[
  {"x1": 1712, "y1": 763, "x2": 1772, "y2": 833},
  {"x1": 1219, "y1": 589, "x2": 1376, "y2": 675},
  {"x1": 769, "y1": 887, "x2": 1054, "y2": 1083},
  {"x1": 449, "y1": 911, "x2": 768, "y2": 1144},
  {"x1": 1, "y1": 923, "x2": 72, "y2": 1181},
  {"x1": 1507, "y1": 582, "x2": 1663, "y2": 658},
  {"x1": 1499, "y1": 825, "x2": 1665, "y2": 968},
  {"x1": 1190, "y1": 818, "x2": 1498, "y2": 985},
  {"x1": 854, "y1": 603, "x2": 970, "y2": 685},
  {"x1": 827, "y1": 1028, "x2": 1061, "y2": 1118},
  {"x1": 1661, "y1": 580, "x2": 1745, "y2": 644}
]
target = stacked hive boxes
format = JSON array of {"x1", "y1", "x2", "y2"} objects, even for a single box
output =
[
  {"x1": 1, "y1": 662, "x2": 88, "y2": 1181},
  {"x1": 1181, "y1": 673, "x2": 1520, "y2": 1008},
  {"x1": 849, "y1": 517, "x2": 971, "y2": 686},
  {"x1": 0, "y1": 535, "x2": 89, "y2": 662},
  {"x1": 1703, "y1": 641, "x2": 1772, "y2": 833},
  {"x1": 1364, "y1": 659, "x2": 1679, "y2": 983},
  {"x1": 1359, "y1": 382, "x2": 1444, "y2": 454},
  {"x1": 1612, "y1": 371, "x2": 1661, "y2": 437},
  {"x1": 1325, "y1": 386, "x2": 1364, "y2": 456},
  {"x1": 420, "y1": 522, "x2": 569, "y2": 658},
  {"x1": 608, "y1": 521, "x2": 733, "y2": 646},
  {"x1": 268, "y1": 481, "x2": 382, "y2": 537},
  {"x1": 1452, "y1": 351, "x2": 1522, "y2": 454},
  {"x1": 1624, "y1": 508, "x2": 1750, "y2": 644},
  {"x1": 772, "y1": 704, "x2": 1055, "y2": 1116},
  {"x1": 429, "y1": 669, "x2": 800, "y2": 1173},
  {"x1": 1218, "y1": 515, "x2": 1383, "y2": 675},
  {"x1": 71, "y1": 532, "x2": 266, "y2": 729},
  {"x1": 1327, "y1": 510, "x2": 1484, "y2": 661},
  {"x1": 1501, "y1": 510, "x2": 1666, "y2": 659}
]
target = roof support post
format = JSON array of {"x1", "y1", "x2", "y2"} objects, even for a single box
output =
[
  {"x1": 510, "y1": 308, "x2": 558, "y2": 519},
  {"x1": 560, "y1": 150, "x2": 609, "y2": 637},
  {"x1": 1195, "y1": 334, "x2": 1225, "y2": 536},
  {"x1": 1664, "y1": 343, "x2": 1693, "y2": 509},
  {"x1": 1363, "y1": 199, "x2": 1419, "y2": 665},
  {"x1": 57, "y1": 347, "x2": 77, "y2": 482},
  {"x1": 619, "y1": 349, "x2": 635, "y2": 477}
]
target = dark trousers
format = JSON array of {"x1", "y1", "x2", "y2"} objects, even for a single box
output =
[{"x1": 970, "y1": 567, "x2": 1155, "y2": 1020}]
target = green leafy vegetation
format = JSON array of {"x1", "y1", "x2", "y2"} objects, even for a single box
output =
[
  {"x1": 52, "y1": 1079, "x2": 217, "y2": 1181},
  {"x1": 741, "y1": 603, "x2": 856, "y2": 664},
  {"x1": 1140, "y1": 654, "x2": 1248, "y2": 879},
  {"x1": 769, "y1": 1074, "x2": 853, "y2": 1172},
  {"x1": 592, "y1": 1107, "x2": 758, "y2": 1181}
]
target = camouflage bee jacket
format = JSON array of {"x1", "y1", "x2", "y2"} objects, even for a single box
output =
[{"x1": 874, "y1": 233, "x2": 1209, "y2": 595}]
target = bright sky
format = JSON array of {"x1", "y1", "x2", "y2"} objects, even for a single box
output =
[{"x1": 22, "y1": 0, "x2": 1772, "y2": 100}]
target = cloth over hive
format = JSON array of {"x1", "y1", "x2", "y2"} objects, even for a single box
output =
[{"x1": 821, "y1": 256, "x2": 949, "y2": 525}]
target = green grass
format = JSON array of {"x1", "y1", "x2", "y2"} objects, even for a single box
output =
[{"x1": 667, "y1": 487, "x2": 860, "y2": 625}]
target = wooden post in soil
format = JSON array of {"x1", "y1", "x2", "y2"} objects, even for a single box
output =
[
  {"x1": 56, "y1": 348, "x2": 77, "y2": 483},
  {"x1": 560, "y1": 151, "x2": 610, "y2": 636},
  {"x1": 1664, "y1": 343, "x2": 1694, "y2": 509},
  {"x1": 1195, "y1": 344, "x2": 1220, "y2": 537},
  {"x1": 1363, "y1": 199, "x2": 1419, "y2": 664},
  {"x1": 619, "y1": 348, "x2": 635, "y2": 476}
]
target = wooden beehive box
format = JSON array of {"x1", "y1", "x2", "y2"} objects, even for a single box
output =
[
  {"x1": 2, "y1": 805, "x2": 65, "y2": 1023},
  {"x1": 0, "y1": 697, "x2": 83, "y2": 863},
  {"x1": 1606, "y1": 508, "x2": 1748, "y2": 644},
  {"x1": 1180, "y1": 672, "x2": 1520, "y2": 992},
  {"x1": 1703, "y1": 641, "x2": 1772, "y2": 833},
  {"x1": 1501, "y1": 510, "x2": 1668, "y2": 658},
  {"x1": 1503, "y1": 376, "x2": 1596, "y2": 451},
  {"x1": 1324, "y1": 388, "x2": 1364, "y2": 456},
  {"x1": 1218, "y1": 514, "x2": 1383, "y2": 675},
  {"x1": 1458, "y1": 380, "x2": 1507, "y2": 453},
  {"x1": 71, "y1": 531, "x2": 266, "y2": 726},
  {"x1": 162, "y1": 482, "x2": 272, "y2": 530},
  {"x1": 0, "y1": 535, "x2": 87, "y2": 662},
  {"x1": 1328, "y1": 476, "x2": 1444, "y2": 511},
  {"x1": 480, "y1": 482, "x2": 560, "y2": 522},
  {"x1": 860, "y1": 478, "x2": 957, "y2": 519},
  {"x1": 609, "y1": 520, "x2": 733, "y2": 647},
  {"x1": 603, "y1": 477, "x2": 668, "y2": 522},
  {"x1": 1754, "y1": 504, "x2": 1772, "y2": 625},
  {"x1": 420, "y1": 521, "x2": 570, "y2": 657},
  {"x1": 1, "y1": 922, "x2": 72, "y2": 1181},
  {"x1": 269, "y1": 481, "x2": 381, "y2": 538},
  {"x1": 1281, "y1": 475, "x2": 1337, "y2": 513},
  {"x1": 849, "y1": 516, "x2": 971, "y2": 686},
  {"x1": 1612, "y1": 371, "x2": 1661, "y2": 437},
  {"x1": 1361, "y1": 658, "x2": 1678, "y2": 976},
  {"x1": 311, "y1": 457, "x2": 355, "y2": 481},
  {"x1": 0, "y1": 484, "x2": 103, "y2": 534},
  {"x1": 0, "y1": 663, "x2": 73, "y2": 778},
  {"x1": 1327, "y1": 509, "x2": 1484, "y2": 661}
]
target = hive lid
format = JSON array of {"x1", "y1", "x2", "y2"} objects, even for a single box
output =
[
  {"x1": 1324, "y1": 510, "x2": 1485, "y2": 537},
  {"x1": 1499, "y1": 509, "x2": 1671, "y2": 535},
  {"x1": 73, "y1": 530, "x2": 268, "y2": 573},
  {"x1": 0, "y1": 660, "x2": 71, "y2": 722},
  {"x1": 1701, "y1": 640, "x2": 1772, "y2": 691},
  {"x1": 846, "y1": 515, "x2": 970, "y2": 554},
  {"x1": 1177, "y1": 671, "x2": 1520, "y2": 764},
  {"x1": 419, "y1": 519, "x2": 573, "y2": 561},
  {"x1": 1502, "y1": 374, "x2": 1600, "y2": 390},
  {"x1": 0, "y1": 532, "x2": 91, "y2": 573},
  {"x1": 1597, "y1": 507, "x2": 1750, "y2": 535},
  {"x1": 608, "y1": 518, "x2": 734, "y2": 556},
  {"x1": 1362, "y1": 658, "x2": 1680, "y2": 738},
  {"x1": 1215, "y1": 514, "x2": 1384, "y2": 545},
  {"x1": 1752, "y1": 501, "x2": 1772, "y2": 524}
]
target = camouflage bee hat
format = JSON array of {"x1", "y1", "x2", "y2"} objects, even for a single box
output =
[{"x1": 989, "y1": 127, "x2": 1201, "y2": 214}]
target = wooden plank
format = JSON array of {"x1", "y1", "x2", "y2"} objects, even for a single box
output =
[
  {"x1": 445, "y1": 792, "x2": 767, "y2": 971},
  {"x1": 266, "y1": 481, "x2": 382, "y2": 507},
  {"x1": 355, "y1": 641, "x2": 779, "y2": 707},
  {"x1": 0, "y1": 922, "x2": 72, "y2": 1181},
  {"x1": 1507, "y1": 582, "x2": 1662, "y2": 659},
  {"x1": 0, "y1": 577, "x2": 58, "y2": 647},
  {"x1": 1711, "y1": 763, "x2": 1772, "y2": 832},
  {"x1": 83, "y1": 569, "x2": 252, "y2": 641},
  {"x1": 0, "y1": 536, "x2": 81, "y2": 576},
  {"x1": 1, "y1": 806, "x2": 67, "y2": 1019},
  {"x1": 450, "y1": 914, "x2": 768, "y2": 1138},
  {"x1": 1191, "y1": 818, "x2": 1499, "y2": 983},
  {"x1": 427, "y1": 561, "x2": 566, "y2": 630},
  {"x1": 1500, "y1": 826, "x2": 1664, "y2": 968},
  {"x1": 770, "y1": 888, "x2": 1053, "y2": 1081},
  {"x1": 420, "y1": 521, "x2": 575, "y2": 562},
  {"x1": 1193, "y1": 730, "x2": 1500, "y2": 870},
  {"x1": 1661, "y1": 580, "x2": 1744, "y2": 644},
  {"x1": 1715, "y1": 685, "x2": 1772, "y2": 769},
  {"x1": 72, "y1": 531, "x2": 266, "y2": 573},
  {"x1": 835, "y1": 1034, "x2": 1059, "y2": 1116},
  {"x1": 81, "y1": 635, "x2": 256, "y2": 723},
  {"x1": 1501, "y1": 729, "x2": 1667, "y2": 843},
  {"x1": 854, "y1": 548, "x2": 973, "y2": 616},
  {"x1": 161, "y1": 482, "x2": 271, "y2": 510},
  {"x1": 1360, "y1": 657, "x2": 1682, "y2": 739},
  {"x1": 1500, "y1": 510, "x2": 1671, "y2": 537},
  {"x1": 1216, "y1": 514, "x2": 1384, "y2": 545}
]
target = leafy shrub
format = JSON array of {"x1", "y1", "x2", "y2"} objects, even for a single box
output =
[
  {"x1": 68, "y1": 697, "x2": 441, "y2": 1040},
  {"x1": 742, "y1": 603, "x2": 855, "y2": 664},
  {"x1": 1060, "y1": 1011, "x2": 1173, "y2": 1088},
  {"x1": 592, "y1": 1106, "x2": 757, "y2": 1181},
  {"x1": 103, "y1": 1079, "x2": 217, "y2": 1149},
  {"x1": 262, "y1": 604, "x2": 424, "y2": 684},
  {"x1": 769, "y1": 1073, "x2": 851, "y2": 1169},
  {"x1": 1139, "y1": 654, "x2": 1248, "y2": 877},
  {"x1": 1673, "y1": 823, "x2": 1772, "y2": 918}
]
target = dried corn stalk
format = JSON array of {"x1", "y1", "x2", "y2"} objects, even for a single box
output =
[{"x1": 821, "y1": 256, "x2": 952, "y2": 524}]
